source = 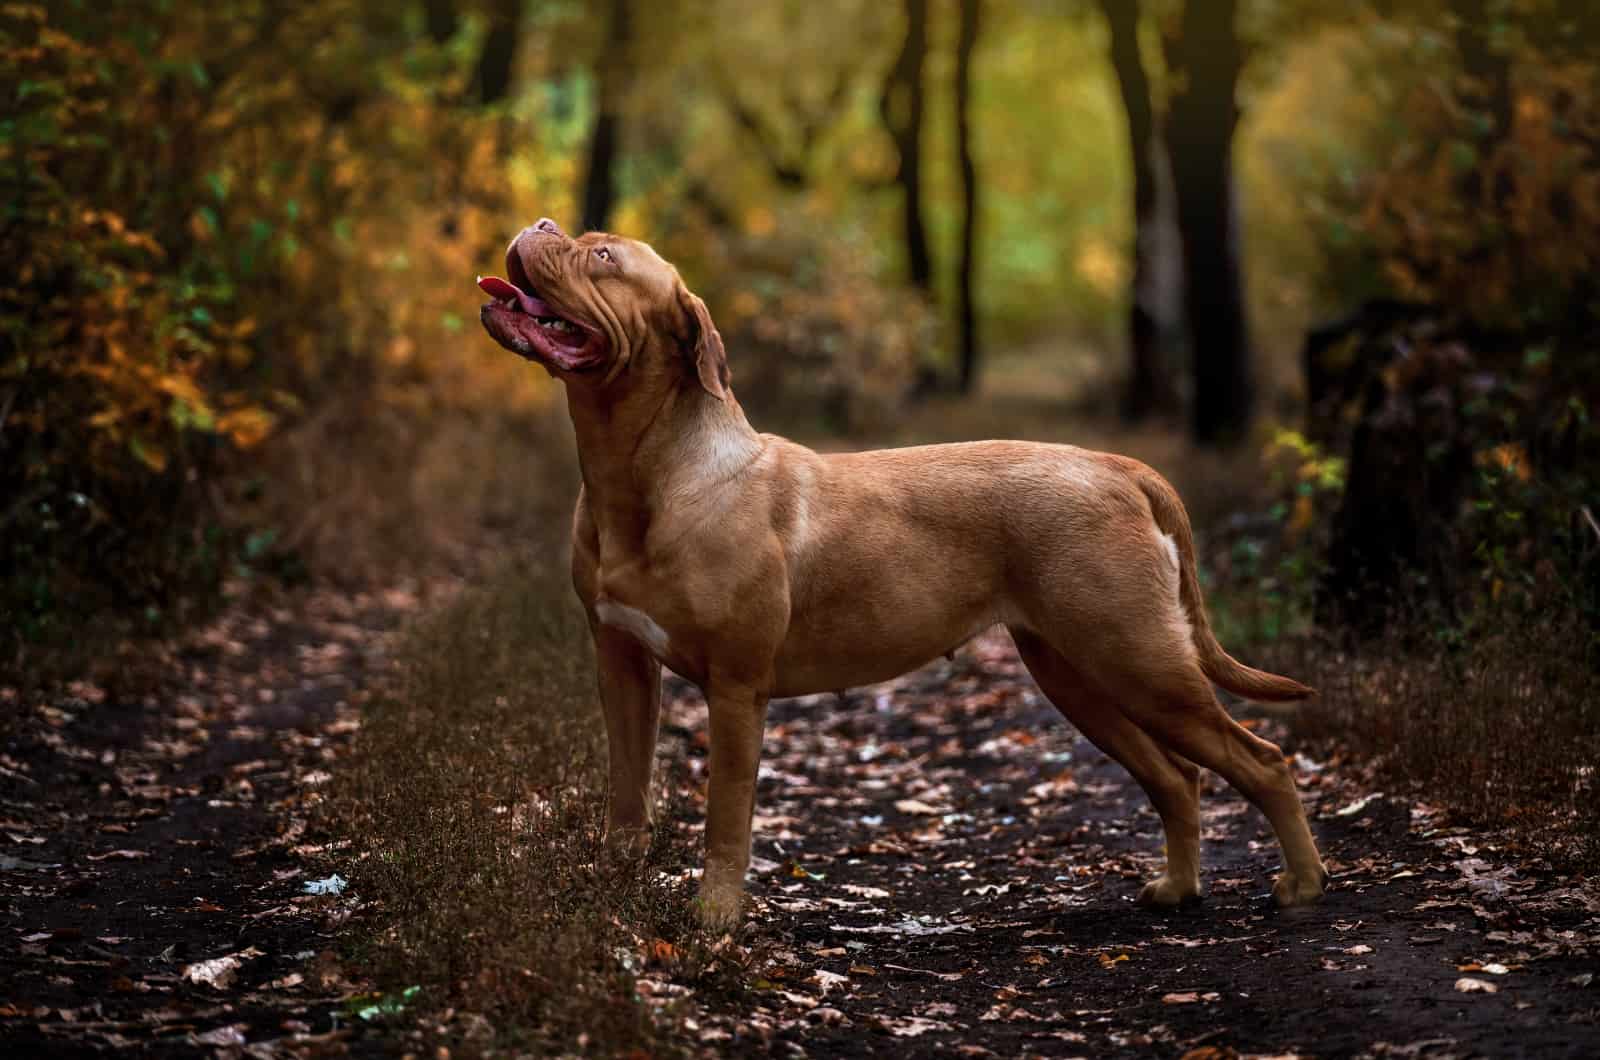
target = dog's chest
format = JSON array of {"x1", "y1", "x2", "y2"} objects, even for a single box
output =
[
  {"x1": 591, "y1": 558, "x2": 705, "y2": 673},
  {"x1": 593, "y1": 597, "x2": 673, "y2": 659}
]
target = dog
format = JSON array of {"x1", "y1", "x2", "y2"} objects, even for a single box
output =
[{"x1": 478, "y1": 218, "x2": 1328, "y2": 927}]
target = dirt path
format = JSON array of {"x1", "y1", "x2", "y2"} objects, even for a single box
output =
[
  {"x1": 4, "y1": 600, "x2": 1597, "y2": 1057},
  {"x1": 0, "y1": 587, "x2": 411, "y2": 1055},
  {"x1": 655, "y1": 632, "x2": 1600, "y2": 1058}
]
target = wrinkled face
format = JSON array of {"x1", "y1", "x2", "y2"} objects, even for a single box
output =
[{"x1": 477, "y1": 218, "x2": 697, "y2": 386}]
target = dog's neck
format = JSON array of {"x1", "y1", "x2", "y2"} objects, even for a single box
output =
[{"x1": 565, "y1": 369, "x2": 763, "y2": 544}]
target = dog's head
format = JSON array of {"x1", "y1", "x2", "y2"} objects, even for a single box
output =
[{"x1": 478, "y1": 218, "x2": 729, "y2": 400}]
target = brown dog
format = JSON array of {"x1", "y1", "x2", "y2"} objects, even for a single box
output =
[{"x1": 478, "y1": 218, "x2": 1328, "y2": 927}]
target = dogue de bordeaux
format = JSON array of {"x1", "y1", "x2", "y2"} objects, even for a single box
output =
[{"x1": 477, "y1": 218, "x2": 1327, "y2": 927}]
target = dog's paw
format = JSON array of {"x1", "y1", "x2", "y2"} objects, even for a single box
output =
[
  {"x1": 1271, "y1": 864, "x2": 1329, "y2": 908},
  {"x1": 1136, "y1": 875, "x2": 1201, "y2": 908},
  {"x1": 697, "y1": 888, "x2": 744, "y2": 930}
]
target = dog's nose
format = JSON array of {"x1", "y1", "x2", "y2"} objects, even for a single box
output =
[{"x1": 534, "y1": 217, "x2": 564, "y2": 237}]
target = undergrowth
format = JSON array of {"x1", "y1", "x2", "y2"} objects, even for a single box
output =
[
  {"x1": 333, "y1": 560, "x2": 705, "y2": 1053},
  {"x1": 1278, "y1": 617, "x2": 1600, "y2": 871}
]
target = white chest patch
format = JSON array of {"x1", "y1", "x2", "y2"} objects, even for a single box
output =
[{"x1": 595, "y1": 599, "x2": 671, "y2": 657}]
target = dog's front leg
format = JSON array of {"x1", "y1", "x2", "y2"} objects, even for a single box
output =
[
  {"x1": 700, "y1": 682, "x2": 769, "y2": 929},
  {"x1": 595, "y1": 627, "x2": 663, "y2": 857}
]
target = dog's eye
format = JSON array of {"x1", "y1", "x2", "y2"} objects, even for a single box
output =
[{"x1": 594, "y1": 247, "x2": 613, "y2": 263}]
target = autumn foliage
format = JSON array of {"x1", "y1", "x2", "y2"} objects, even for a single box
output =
[{"x1": 1, "y1": 3, "x2": 526, "y2": 658}]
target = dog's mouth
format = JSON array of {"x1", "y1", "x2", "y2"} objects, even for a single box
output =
[{"x1": 477, "y1": 246, "x2": 607, "y2": 373}]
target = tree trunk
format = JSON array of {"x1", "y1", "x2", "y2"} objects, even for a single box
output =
[
  {"x1": 475, "y1": 0, "x2": 523, "y2": 105},
  {"x1": 880, "y1": 0, "x2": 932, "y2": 292},
  {"x1": 581, "y1": 0, "x2": 633, "y2": 232},
  {"x1": 1166, "y1": 0, "x2": 1254, "y2": 446},
  {"x1": 954, "y1": 0, "x2": 982, "y2": 392},
  {"x1": 1451, "y1": 0, "x2": 1513, "y2": 140},
  {"x1": 1099, "y1": 0, "x2": 1183, "y2": 421},
  {"x1": 422, "y1": 0, "x2": 457, "y2": 44},
  {"x1": 1450, "y1": 0, "x2": 1514, "y2": 211}
]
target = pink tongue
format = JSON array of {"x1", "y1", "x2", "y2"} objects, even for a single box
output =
[{"x1": 477, "y1": 275, "x2": 552, "y2": 316}]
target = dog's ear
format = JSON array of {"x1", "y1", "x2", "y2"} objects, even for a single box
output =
[{"x1": 676, "y1": 282, "x2": 730, "y2": 402}]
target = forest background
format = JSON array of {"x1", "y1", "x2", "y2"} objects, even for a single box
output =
[{"x1": 3, "y1": 1, "x2": 1598, "y2": 1047}]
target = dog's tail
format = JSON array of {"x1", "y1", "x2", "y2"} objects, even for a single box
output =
[{"x1": 1136, "y1": 470, "x2": 1314, "y2": 703}]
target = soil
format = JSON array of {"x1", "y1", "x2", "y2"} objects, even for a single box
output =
[
  {"x1": 657, "y1": 632, "x2": 1600, "y2": 1058},
  {"x1": 3, "y1": 592, "x2": 1597, "y2": 1058},
  {"x1": 0, "y1": 586, "x2": 411, "y2": 1056}
]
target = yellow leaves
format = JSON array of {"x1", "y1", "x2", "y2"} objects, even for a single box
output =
[
  {"x1": 155, "y1": 371, "x2": 206, "y2": 407},
  {"x1": 743, "y1": 206, "x2": 777, "y2": 237},
  {"x1": 1096, "y1": 952, "x2": 1129, "y2": 969},
  {"x1": 729, "y1": 289, "x2": 763, "y2": 322},
  {"x1": 1476, "y1": 443, "x2": 1531, "y2": 483},
  {"x1": 1074, "y1": 234, "x2": 1126, "y2": 298},
  {"x1": 3, "y1": 4, "x2": 48, "y2": 24},
  {"x1": 81, "y1": 208, "x2": 124, "y2": 234},
  {"x1": 1288, "y1": 494, "x2": 1316, "y2": 536},
  {"x1": 129, "y1": 437, "x2": 168, "y2": 472},
  {"x1": 78, "y1": 210, "x2": 164, "y2": 257},
  {"x1": 189, "y1": 209, "x2": 215, "y2": 244},
  {"x1": 218, "y1": 407, "x2": 275, "y2": 450}
]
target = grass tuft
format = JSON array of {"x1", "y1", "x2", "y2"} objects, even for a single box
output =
[
  {"x1": 333, "y1": 560, "x2": 702, "y2": 1053},
  {"x1": 1279, "y1": 615, "x2": 1600, "y2": 869}
]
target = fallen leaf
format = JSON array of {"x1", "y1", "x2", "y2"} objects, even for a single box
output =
[
  {"x1": 1162, "y1": 992, "x2": 1202, "y2": 1004},
  {"x1": 1335, "y1": 793, "x2": 1384, "y2": 817},
  {"x1": 812, "y1": 969, "x2": 848, "y2": 995},
  {"x1": 840, "y1": 883, "x2": 890, "y2": 900},
  {"x1": 881, "y1": 1015, "x2": 950, "y2": 1038},
  {"x1": 302, "y1": 874, "x2": 347, "y2": 896},
  {"x1": 193, "y1": 1024, "x2": 248, "y2": 1047},
  {"x1": 1454, "y1": 977, "x2": 1498, "y2": 994},
  {"x1": 777, "y1": 989, "x2": 818, "y2": 1009},
  {"x1": 182, "y1": 956, "x2": 241, "y2": 990},
  {"x1": 963, "y1": 882, "x2": 1012, "y2": 897},
  {"x1": 832, "y1": 917, "x2": 971, "y2": 937},
  {"x1": 894, "y1": 799, "x2": 943, "y2": 816},
  {"x1": 881, "y1": 963, "x2": 965, "y2": 982}
]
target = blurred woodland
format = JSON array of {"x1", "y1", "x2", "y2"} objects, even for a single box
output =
[
  {"x1": 5, "y1": 3, "x2": 1600, "y2": 1052},
  {"x1": 3, "y1": 0, "x2": 1599, "y2": 667}
]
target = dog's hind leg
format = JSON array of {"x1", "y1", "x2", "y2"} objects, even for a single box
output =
[
  {"x1": 1092, "y1": 648, "x2": 1327, "y2": 907},
  {"x1": 1011, "y1": 627, "x2": 1203, "y2": 907}
]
